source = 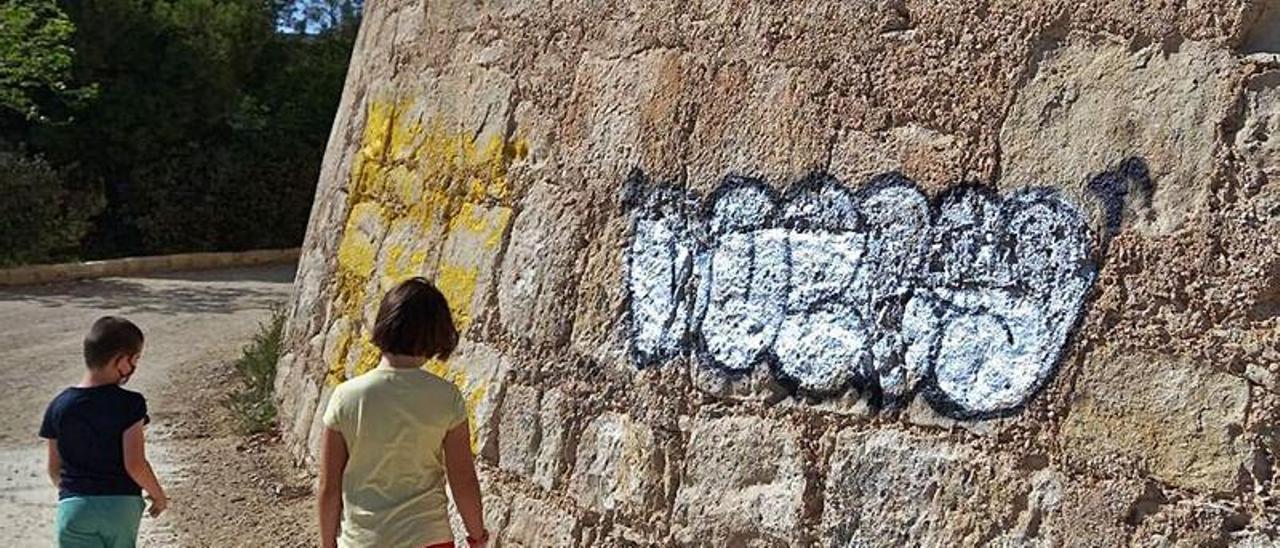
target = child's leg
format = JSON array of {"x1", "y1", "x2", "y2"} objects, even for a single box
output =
[
  {"x1": 56, "y1": 497, "x2": 104, "y2": 548},
  {"x1": 96, "y1": 496, "x2": 145, "y2": 548},
  {"x1": 55, "y1": 495, "x2": 145, "y2": 548}
]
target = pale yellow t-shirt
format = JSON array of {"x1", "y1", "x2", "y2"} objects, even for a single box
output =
[{"x1": 323, "y1": 363, "x2": 467, "y2": 548}]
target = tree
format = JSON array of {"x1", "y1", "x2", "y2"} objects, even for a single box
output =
[
  {"x1": 24, "y1": 0, "x2": 358, "y2": 258},
  {"x1": 0, "y1": 150, "x2": 102, "y2": 266},
  {"x1": 0, "y1": 1, "x2": 100, "y2": 266},
  {"x1": 0, "y1": 0, "x2": 94, "y2": 125}
]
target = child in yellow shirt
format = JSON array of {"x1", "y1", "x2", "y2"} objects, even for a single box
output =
[{"x1": 318, "y1": 278, "x2": 488, "y2": 548}]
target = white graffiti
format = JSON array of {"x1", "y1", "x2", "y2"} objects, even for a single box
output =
[{"x1": 624, "y1": 171, "x2": 1098, "y2": 419}]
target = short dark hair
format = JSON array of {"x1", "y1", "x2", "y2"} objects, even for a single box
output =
[
  {"x1": 371, "y1": 277, "x2": 459, "y2": 359},
  {"x1": 84, "y1": 316, "x2": 144, "y2": 368}
]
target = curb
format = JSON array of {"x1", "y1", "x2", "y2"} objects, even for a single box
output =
[{"x1": 0, "y1": 248, "x2": 301, "y2": 287}]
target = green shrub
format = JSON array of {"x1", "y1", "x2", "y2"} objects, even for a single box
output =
[
  {"x1": 225, "y1": 307, "x2": 286, "y2": 434},
  {"x1": 0, "y1": 149, "x2": 101, "y2": 266}
]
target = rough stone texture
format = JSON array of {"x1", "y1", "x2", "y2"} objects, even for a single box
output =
[
  {"x1": 1238, "y1": 68, "x2": 1280, "y2": 230},
  {"x1": 450, "y1": 341, "x2": 513, "y2": 461},
  {"x1": 273, "y1": 0, "x2": 1280, "y2": 544},
  {"x1": 821, "y1": 430, "x2": 1013, "y2": 547},
  {"x1": 532, "y1": 387, "x2": 573, "y2": 491},
  {"x1": 1062, "y1": 350, "x2": 1252, "y2": 494},
  {"x1": 1000, "y1": 38, "x2": 1238, "y2": 236},
  {"x1": 497, "y1": 384, "x2": 541, "y2": 478},
  {"x1": 567, "y1": 412, "x2": 666, "y2": 521},
  {"x1": 497, "y1": 180, "x2": 588, "y2": 346},
  {"x1": 501, "y1": 494, "x2": 579, "y2": 547},
  {"x1": 567, "y1": 211, "x2": 631, "y2": 371},
  {"x1": 1002, "y1": 471, "x2": 1140, "y2": 547},
  {"x1": 672, "y1": 416, "x2": 806, "y2": 546}
]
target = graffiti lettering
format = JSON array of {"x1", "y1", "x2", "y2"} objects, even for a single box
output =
[{"x1": 623, "y1": 166, "x2": 1140, "y2": 419}]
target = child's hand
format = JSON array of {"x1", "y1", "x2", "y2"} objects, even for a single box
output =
[
  {"x1": 146, "y1": 495, "x2": 169, "y2": 517},
  {"x1": 466, "y1": 529, "x2": 489, "y2": 548}
]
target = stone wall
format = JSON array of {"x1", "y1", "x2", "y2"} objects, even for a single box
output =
[{"x1": 274, "y1": 0, "x2": 1280, "y2": 545}]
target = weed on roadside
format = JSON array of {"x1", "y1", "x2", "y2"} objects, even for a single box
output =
[{"x1": 225, "y1": 307, "x2": 286, "y2": 434}]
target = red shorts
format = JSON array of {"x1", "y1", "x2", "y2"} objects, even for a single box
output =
[{"x1": 424, "y1": 543, "x2": 453, "y2": 548}]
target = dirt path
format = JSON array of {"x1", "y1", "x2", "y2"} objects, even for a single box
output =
[{"x1": 0, "y1": 266, "x2": 316, "y2": 547}]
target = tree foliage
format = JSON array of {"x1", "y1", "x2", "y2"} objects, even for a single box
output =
[
  {"x1": 1, "y1": 0, "x2": 361, "y2": 261},
  {"x1": 0, "y1": 0, "x2": 94, "y2": 124},
  {"x1": 0, "y1": 149, "x2": 102, "y2": 266}
]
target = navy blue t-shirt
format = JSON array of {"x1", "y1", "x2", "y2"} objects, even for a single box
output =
[{"x1": 38, "y1": 385, "x2": 149, "y2": 499}]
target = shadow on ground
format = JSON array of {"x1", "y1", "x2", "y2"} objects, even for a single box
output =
[{"x1": 0, "y1": 265, "x2": 297, "y2": 316}]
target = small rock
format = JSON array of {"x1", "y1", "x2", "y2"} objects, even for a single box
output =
[{"x1": 1245, "y1": 364, "x2": 1276, "y2": 392}]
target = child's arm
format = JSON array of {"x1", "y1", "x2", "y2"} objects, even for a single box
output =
[
  {"x1": 443, "y1": 421, "x2": 487, "y2": 546},
  {"x1": 45, "y1": 439, "x2": 60, "y2": 488},
  {"x1": 318, "y1": 427, "x2": 348, "y2": 548},
  {"x1": 122, "y1": 421, "x2": 168, "y2": 517}
]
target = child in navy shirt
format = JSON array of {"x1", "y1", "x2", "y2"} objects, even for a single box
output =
[{"x1": 40, "y1": 316, "x2": 168, "y2": 547}]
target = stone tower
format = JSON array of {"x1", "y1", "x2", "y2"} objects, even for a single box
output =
[{"x1": 275, "y1": 1, "x2": 1280, "y2": 544}]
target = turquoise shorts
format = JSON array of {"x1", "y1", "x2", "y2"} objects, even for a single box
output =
[{"x1": 56, "y1": 495, "x2": 145, "y2": 548}]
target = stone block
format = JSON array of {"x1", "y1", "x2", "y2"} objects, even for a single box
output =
[
  {"x1": 501, "y1": 494, "x2": 578, "y2": 547},
  {"x1": 830, "y1": 125, "x2": 969, "y2": 195},
  {"x1": 1061, "y1": 350, "x2": 1251, "y2": 494},
  {"x1": 568, "y1": 412, "x2": 665, "y2": 518},
  {"x1": 991, "y1": 469, "x2": 1139, "y2": 547},
  {"x1": 1236, "y1": 69, "x2": 1280, "y2": 225},
  {"x1": 292, "y1": 376, "x2": 320, "y2": 464},
  {"x1": 418, "y1": 63, "x2": 515, "y2": 147},
  {"x1": 671, "y1": 416, "x2": 806, "y2": 546},
  {"x1": 320, "y1": 318, "x2": 351, "y2": 379},
  {"x1": 568, "y1": 212, "x2": 631, "y2": 372},
  {"x1": 372, "y1": 217, "x2": 437, "y2": 294},
  {"x1": 1237, "y1": 69, "x2": 1280, "y2": 187},
  {"x1": 684, "y1": 62, "x2": 838, "y2": 191},
  {"x1": 533, "y1": 387, "x2": 574, "y2": 490},
  {"x1": 1131, "y1": 498, "x2": 1253, "y2": 547},
  {"x1": 999, "y1": 39, "x2": 1237, "y2": 236},
  {"x1": 272, "y1": 351, "x2": 298, "y2": 431},
  {"x1": 497, "y1": 180, "x2": 588, "y2": 346},
  {"x1": 498, "y1": 384, "x2": 541, "y2": 478},
  {"x1": 288, "y1": 246, "x2": 330, "y2": 340},
  {"x1": 559, "y1": 49, "x2": 706, "y2": 180},
  {"x1": 446, "y1": 341, "x2": 513, "y2": 461},
  {"x1": 821, "y1": 429, "x2": 1016, "y2": 547},
  {"x1": 435, "y1": 203, "x2": 512, "y2": 334}
]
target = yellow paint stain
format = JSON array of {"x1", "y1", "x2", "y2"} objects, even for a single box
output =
[
  {"x1": 325, "y1": 325, "x2": 354, "y2": 386},
  {"x1": 410, "y1": 122, "x2": 527, "y2": 204},
  {"x1": 326, "y1": 205, "x2": 383, "y2": 389},
  {"x1": 352, "y1": 336, "x2": 383, "y2": 376},
  {"x1": 436, "y1": 263, "x2": 480, "y2": 330},
  {"x1": 447, "y1": 203, "x2": 514, "y2": 250},
  {"x1": 424, "y1": 358, "x2": 488, "y2": 451},
  {"x1": 324, "y1": 97, "x2": 527, "y2": 388},
  {"x1": 387, "y1": 245, "x2": 404, "y2": 271},
  {"x1": 336, "y1": 202, "x2": 383, "y2": 277},
  {"x1": 386, "y1": 165, "x2": 418, "y2": 205},
  {"x1": 484, "y1": 208, "x2": 512, "y2": 249},
  {"x1": 404, "y1": 188, "x2": 450, "y2": 235},
  {"x1": 359, "y1": 100, "x2": 396, "y2": 163},
  {"x1": 378, "y1": 236, "x2": 430, "y2": 293}
]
